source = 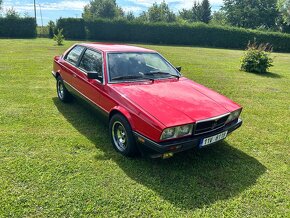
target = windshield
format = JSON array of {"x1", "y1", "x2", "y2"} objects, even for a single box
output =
[{"x1": 107, "y1": 52, "x2": 180, "y2": 82}]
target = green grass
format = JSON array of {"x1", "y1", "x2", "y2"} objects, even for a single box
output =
[{"x1": 0, "y1": 38, "x2": 289, "y2": 217}]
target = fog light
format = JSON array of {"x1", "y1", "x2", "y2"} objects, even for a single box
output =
[{"x1": 162, "y1": 152, "x2": 174, "y2": 159}]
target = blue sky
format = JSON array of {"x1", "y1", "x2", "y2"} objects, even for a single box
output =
[{"x1": 2, "y1": 0, "x2": 223, "y2": 25}]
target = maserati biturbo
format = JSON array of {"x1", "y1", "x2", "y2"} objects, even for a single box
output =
[{"x1": 52, "y1": 43, "x2": 242, "y2": 158}]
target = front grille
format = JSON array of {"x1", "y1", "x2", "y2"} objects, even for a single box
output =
[{"x1": 194, "y1": 114, "x2": 230, "y2": 135}]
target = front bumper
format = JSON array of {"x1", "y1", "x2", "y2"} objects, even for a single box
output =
[
  {"x1": 51, "y1": 71, "x2": 57, "y2": 78},
  {"x1": 133, "y1": 119, "x2": 242, "y2": 158}
]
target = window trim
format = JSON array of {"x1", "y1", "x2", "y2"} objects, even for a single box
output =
[
  {"x1": 64, "y1": 45, "x2": 86, "y2": 66},
  {"x1": 76, "y1": 47, "x2": 105, "y2": 84}
]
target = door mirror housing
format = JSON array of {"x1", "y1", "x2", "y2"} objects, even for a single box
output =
[
  {"x1": 87, "y1": 71, "x2": 103, "y2": 82},
  {"x1": 176, "y1": 66, "x2": 182, "y2": 72}
]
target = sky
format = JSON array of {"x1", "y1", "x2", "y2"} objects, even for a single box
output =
[{"x1": 2, "y1": 0, "x2": 224, "y2": 25}]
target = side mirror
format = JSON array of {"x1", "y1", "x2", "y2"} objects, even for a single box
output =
[
  {"x1": 176, "y1": 66, "x2": 182, "y2": 72},
  {"x1": 87, "y1": 71, "x2": 103, "y2": 82}
]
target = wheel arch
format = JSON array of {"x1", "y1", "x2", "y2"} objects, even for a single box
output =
[
  {"x1": 55, "y1": 72, "x2": 61, "y2": 78},
  {"x1": 109, "y1": 106, "x2": 135, "y2": 130}
]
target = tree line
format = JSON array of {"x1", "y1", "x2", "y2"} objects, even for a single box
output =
[
  {"x1": 0, "y1": 0, "x2": 290, "y2": 33},
  {"x1": 81, "y1": 0, "x2": 290, "y2": 32}
]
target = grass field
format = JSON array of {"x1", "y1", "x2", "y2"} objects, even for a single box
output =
[{"x1": 0, "y1": 38, "x2": 289, "y2": 217}]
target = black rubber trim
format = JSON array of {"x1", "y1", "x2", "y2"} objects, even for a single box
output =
[{"x1": 134, "y1": 119, "x2": 243, "y2": 155}]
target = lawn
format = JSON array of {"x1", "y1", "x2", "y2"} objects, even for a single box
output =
[{"x1": 0, "y1": 38, "x2": 289, "y2": 217}]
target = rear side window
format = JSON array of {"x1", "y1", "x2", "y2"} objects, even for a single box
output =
[
  {"x1": 65, "y1": 46, "x2": 85, "y2": 66},
  {"x1": 79, "y1": 49, "x2": 103, "y2": 73}
]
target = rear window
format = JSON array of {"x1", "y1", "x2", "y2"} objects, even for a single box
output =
[{"x1": 65, "y1": 46, "x2": 85, "y2": 66}]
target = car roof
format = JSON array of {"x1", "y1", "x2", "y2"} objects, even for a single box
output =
[{"x1": 79, "y1": 43, "x2": 156, "y2": 53}]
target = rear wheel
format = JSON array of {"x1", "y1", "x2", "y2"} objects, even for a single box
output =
[
  {"x1": 109, "y1": 114, "x2": 138, "y2": 157},
  {"x1": 56, "y1": 76, "x2": 73, "y2": 103}
]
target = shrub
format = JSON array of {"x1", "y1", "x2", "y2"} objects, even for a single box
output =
[
  {"x1": 53, "y1": 29, "x2": 65, "y2": 46},
  {"x1": 241, "y1": 41, "x2": 273, "y2": 73}
]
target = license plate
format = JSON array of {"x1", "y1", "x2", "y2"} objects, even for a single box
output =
[{"x1": 200, "y1": 131, "x2": 228, "y2": 147}]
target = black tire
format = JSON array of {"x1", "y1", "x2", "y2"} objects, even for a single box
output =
[
  {"x1": 56, "y1": 76, "x2": 73, "y2": 103},
  {"x1": 109, "y1": 114, "x2": 138, "y2": 157}
]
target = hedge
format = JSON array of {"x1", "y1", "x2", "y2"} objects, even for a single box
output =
[
  {"x1": 0, "y1": 17, "x2": 36, "y2": 38},
  {"x1": 56, "y1": 18, "x2": 86, "y2": 40},
  {"x1": 57, "y1": 18, "x2": 290, "y2": 52}
]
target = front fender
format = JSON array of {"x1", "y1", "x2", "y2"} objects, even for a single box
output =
[{"x1": 109, "y1": 106, "x2": 135, "y2": 129}]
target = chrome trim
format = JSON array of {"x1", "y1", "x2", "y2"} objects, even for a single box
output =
[
  {"x1": 63, "y1": 80, "x2": 109, "y2": 114},
  {"x1": 64, "y1": 45, "x2": 86, "y2": 66},
  {"x1": 193, "y1": 113, "x2": 231, "y2": 136},
  {"x1": 194, "y1": 125, "x2": 224, "y2": 136},
  {"x1": 196, "y1": 113, "x2": 231, "y2": 123},
  {"x1": 51, "y1": 71, "x2": 56, "y2": 78}
]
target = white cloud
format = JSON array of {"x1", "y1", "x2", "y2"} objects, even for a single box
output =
[
  {"x1": 128, "y1": 0, "x2": 223, "y2": 8},
  {"x1": 122, "y1": 6, "x2": 144, "y2": 13},
  {"x1": 3, "y1": 0, "x2": 88, "y2": 12},
  {"x1": 2, "y1": 0, "x2": 223, "y2": 17}
]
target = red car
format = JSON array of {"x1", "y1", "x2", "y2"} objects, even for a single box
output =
[{"x1": 52, "y1": 43, "x2": 242, "y2": 158}]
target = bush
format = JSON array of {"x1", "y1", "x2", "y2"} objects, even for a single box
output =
[
  {"x1": 56, "y1": 18, "x2": 85, "y2": 40},
  {"x1": 56, "y1": 18, "x2": 290, "y2": 52},
  {"x1": 241, "y1": 41, "x2": 273, "y2": 73},
  {"x1": 0, "y1": 17, "x2": 36, "y2": 38},
  {"x1": 53, "y1": 29, "x2": 65, "y2": 46}
]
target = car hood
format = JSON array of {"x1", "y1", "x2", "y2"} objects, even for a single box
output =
[{"x1": 111, "y1": 78, "x2": 240, "y2": 127}]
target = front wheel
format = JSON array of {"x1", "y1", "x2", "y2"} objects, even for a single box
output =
[{"x1": 109, "y1": 114, "x2": 138, "y2": 157}]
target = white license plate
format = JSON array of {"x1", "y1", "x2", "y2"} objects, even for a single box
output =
[{"x1": 200, "y1": 131, "x2": 228, "y2": 147}]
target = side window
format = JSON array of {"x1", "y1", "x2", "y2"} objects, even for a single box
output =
[
  {"x1": 79, "y1": 49, "x2": 103, "y2": 74},
  {"x1": 65, "y1": 46, "x2": 85, "y2": 66}
]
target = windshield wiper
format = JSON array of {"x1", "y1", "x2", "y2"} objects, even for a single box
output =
[
  {"x1": 111, "y1": 75, "x2": 153, "y2": 81},
  {"x1": 144, "y1": 71, "x2": 180, "y2": 79}
]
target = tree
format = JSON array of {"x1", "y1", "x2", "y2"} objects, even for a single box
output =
[
  {"x1": 0, "y1": 0, "x2": 3, "y2": 11},
  {"x1": 179, "y1": 8, "x2": 193, "y2": 21},
  {"x1": 53, "y1": 29, "x2": 65, "y2": 46},
  {"x1": 5, "y1": 8, "x2": 20, "y2": 19},
  {"x1": 48, "y1": 20, "x2": 56, "y2": 38},
  {"x1": 192, "y1": 1, "x2": 203, "y2": 22},
  {"x1": 136, "y1": 11, "x2": 148, "y2": 22},
  {"x1": 210, "y1": 10, "x2": 228, "y2": 26},
  {"x1": 82, "y1": 0, "x2": 124, "y2": 20},
  {"x1": 126, "y1": 11, "x2": 135, "y2": 21},
  {"x1": 222, "y1": 0, "x2": 279, "y2": 29},
  {"x1": 179, "y1": 1, "x2": 211, "y2": 23},
  {"x1": 280, "y1": 0, "x2": 290, "y2": 24},
  {"x1": 201, "y1": 0, "x2": 211, "y2": 23},
  {"x1": 146, "y1": 1, "x2": 176, "y2": 23}
]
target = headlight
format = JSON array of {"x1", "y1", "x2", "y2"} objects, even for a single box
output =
[
  {"x1": 226, "y1": 109, "x2": 242, "y2": 124},
  {"x1": 160, "y1": 124, "x2": 193, "y2": 140}
]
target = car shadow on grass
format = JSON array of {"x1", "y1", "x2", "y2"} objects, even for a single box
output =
[{"x1": 53, "y1": 97, "x2": 266, "y2": 210}]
